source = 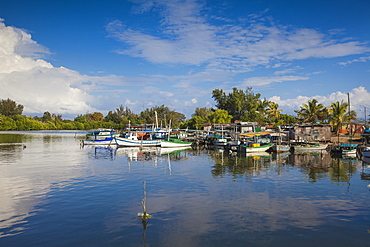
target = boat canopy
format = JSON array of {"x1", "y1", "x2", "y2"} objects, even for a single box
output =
[
  {"x1": 339, "y1": 143, "x2": 358, "y2": 148},
  {"x1": 239, "y1": 132, "x2": 271, "y2": 137}
]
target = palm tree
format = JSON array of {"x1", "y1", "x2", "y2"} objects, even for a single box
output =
[
  {"x1": 328, "y1": 100, "x2": 348, "y2": 134},
  {"x1": 295, "y1": 99, "x2": 326, "y2": 123},
  {"x1": 329, "y1": 100, "x2": 358, "y2": 134},
  {"x1": 267, "y1": 102, "x2": 283, "y2": 121}
]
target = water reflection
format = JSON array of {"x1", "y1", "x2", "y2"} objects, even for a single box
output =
[
  {"x1": 0, "y1": 144, "x2": 26, "y2": 164},
  {"x1": 209, "y1": 150, "x2": 361, "y2": 185},
  {"x1": 1, "y1": 133, "x2": 369, "y2": 246},
  {"x1": 0, "y1": 132, "x2": 87, "y2": 239},
  {"x1": 85, "y1": 146, "x2": 117, "y2": 161}
]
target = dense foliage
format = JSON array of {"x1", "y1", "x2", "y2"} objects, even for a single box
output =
[{"x1": 0, "y1": 88, "x2": 367, "y2": 131}]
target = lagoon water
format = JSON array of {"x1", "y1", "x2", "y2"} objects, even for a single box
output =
[{"x1": 0, "y1": 131, "x2": 369, "y2": 246}]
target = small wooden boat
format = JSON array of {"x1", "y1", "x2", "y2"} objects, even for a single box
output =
[
  {"x1": 161, "y1": 138, "x2": 192, "y2": 148},
  {"x1": 271, "y1": 144, "x2": 291, "y2": 153},
  {"x1": 340, "y1": 143, "x2": 358, "y2": 155},
  {"x1": 292, "y1": 142, "x2": 328, "y2": 152},
  {"x1": 239, "y1": 143, "x2": 274, "y2": 153}
]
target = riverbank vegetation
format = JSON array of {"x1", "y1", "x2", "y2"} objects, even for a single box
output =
[{"x1": 0, "y1": 87, "x2": 367, "y2": 131}]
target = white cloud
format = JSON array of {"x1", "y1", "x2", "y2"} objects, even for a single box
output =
[
  {"x1": 273, "y1": 66, "x2": 302, "y2": 75},
  {"x1": 0, "y1": 66, "x2": 95, "y2": 115},
  {"x1": 338, "y1": 55, "x2": 370, "y2": 66},
  {"x1": 240, "y1": 75, "x2": 309, "y2": 87},
  {"x1": 0, "y1": 20, "x2": 100, "y2": 116},
  {"x1": 107, "y1": 1, "x2": 369, "y2": 72},
  {"x1": 269, "y1": 86, "x2": 370, "y2": 115}
]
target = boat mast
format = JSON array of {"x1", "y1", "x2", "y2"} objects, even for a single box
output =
[{"x1": 155, "y1": 111, "x2": 159, "y2": 130}]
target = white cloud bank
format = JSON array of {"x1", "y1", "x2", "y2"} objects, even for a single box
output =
[
  {"x1": 107, "y1": 0, "x2": 369, "y2": 71},
  {"x1": 269, "y1": 86, "x2": 370, "y2": 115},
  {"x1": 0, "y1": 20, "x2": 98, "y2": 116}
]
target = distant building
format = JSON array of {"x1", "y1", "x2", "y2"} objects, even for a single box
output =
[{"x1": 290, "y1": 123, "x2": 332, "y2": 142}]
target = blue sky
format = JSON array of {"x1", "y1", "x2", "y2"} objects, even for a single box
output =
[{"x1": 0, "y1": 0, "x2": 369, "y2": 119}]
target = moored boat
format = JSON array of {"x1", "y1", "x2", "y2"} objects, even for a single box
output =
[
  {"x1": 82, "y1": 137, "x2": 116, "y2": 146},
  {"x1": 292, "y1": 142, "x2": 328, "y2": 152},
  {"x1": 271, "y1": 144, "x2": 291, "y2": 153},
  {"x1": 115, "y1": 132, "x2": 161, "y2": 147},
  {"x1": 86, "y1": 129, "x2": 120, "y2": 140},
  {"x1": 161, "y1": 138, "x2": 192, "y2": 148},
  {"x1": 214, "y1": 138, "x2": 228, "y2": 146},
  {"x1": 340, "y1": 143, "x2": 358, "y2": 155},
  {"x1": 239, "y1": 142, "x2": 274, "y2": 153},
  {"x1": 358, "y1": 146, "x2": 370, "y2": 158}
]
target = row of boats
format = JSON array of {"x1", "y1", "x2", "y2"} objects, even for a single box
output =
[
  {"x1": 81, "y1": 129, "x2": 329, "y2": 153},
  {"x1": 82, "y1": 129, "x2": 192, "y2": 148},
  {"x1": 81, "y1": 128, "x2": 370, "y2": 163}
]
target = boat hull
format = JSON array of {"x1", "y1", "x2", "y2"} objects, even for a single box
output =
[
  {"x1": 115, "y1": 137, "x2": 161, "y2": 147},
  {"x1": 82, "y1": 138, "x2": 116, "y2": 145},
  {"x1": 271, "y1": 144, "x2": 290, "y2": 153},
  {"x1": 239, "y1": 143, "x2": 274, "y2": 153},
  {"x1": 293, "y1": 144, "x2": 328, "y2": 152},
  {"x1": 360, "y1": 146, "x2": 370, "y2": 158},
  {"x1": 161, "y1": 140, "x2": 192, "y2": 148}
]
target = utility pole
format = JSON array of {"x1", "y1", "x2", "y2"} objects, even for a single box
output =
[
  {"x1": 365, "y1": 107, "x2": 367, "y2": 127},
  {"x1": 348, "y1": 93, "x2": 351, "y2": 137}
]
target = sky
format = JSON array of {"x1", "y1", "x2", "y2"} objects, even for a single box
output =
[{"x1": 0, "y1": 0, "x2": 369, "y2": 120}]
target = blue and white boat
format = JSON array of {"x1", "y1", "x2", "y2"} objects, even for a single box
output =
[
  {"x1": 82, "y1": 137, "x2": 116, "y2": 146},
  {"x1": 114, "y1": 132, "x2": 161, "y2": 147},
  {"x1": 86, "y1": 129, "x2": 120, "y2": 140}
]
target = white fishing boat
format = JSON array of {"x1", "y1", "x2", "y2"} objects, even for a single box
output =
[
  {"x1": 161, "y1": 138, "x2": 192, "y2": 148},
  {"x1": 85, "y1": 129, "x2": 120, "y2": 140},
  {"x1": 160, "y1": 119, "x2": 192, "y2": 148},
  {"x1": 237, "y1": 132, "x2": 274, "y2": 153},
  {"x1": 115, "y1": 132, "x2": 161, "y2": 147},
  {"x1": 240, "y1": 143, "x2": 274, "y2": 153}
]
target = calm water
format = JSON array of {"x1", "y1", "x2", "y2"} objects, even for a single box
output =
[{"x1": 0, "y1": 131, "x2": 369, "y2": 247}]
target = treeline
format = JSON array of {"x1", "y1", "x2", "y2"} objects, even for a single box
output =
[{"x1": 0, "y1": 87, "x2": 367, "y2": 131}]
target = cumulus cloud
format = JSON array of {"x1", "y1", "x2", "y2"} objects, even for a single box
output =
[
  {"x1": 0, "y1": 20, "x2": 101, "y2": 116},
  {"x1": 107, "y1": 0, "x2": 369, "y2": 72},
  {"x1": 269, "y1": 86, "x2": 370, "y2": 115}
]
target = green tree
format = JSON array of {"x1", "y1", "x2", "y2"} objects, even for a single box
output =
[
  {"x1": 212, "y1": 87, "x2": 263, "y2": 121},
  {"x1": 40, "y1": 111, "x2": 53, "y2": 122},
  {"x1": 328, "y1": 100, "x2": 357, "y2": 134},
  {"x1": 208, "y1": 109, "x2": 233, "y2": 124},
  {"x1": 267, "y1": 102, "x2": 283, "y2": 121},
  {"x1": 139, "y1": 105, "x2": 185, "y2": 128},
  {"x1": 294, "y1": 99, "x2": 327, "y2": 123},
  {"x1": 87, "y1": 112, "x2": 104, "y2": 121},
  {"x1": 0, "y1": 114, "x2": 17, "y2": 130},
  {"x1": 0, "y1": 98, "x2": 24, "y2": 117}
]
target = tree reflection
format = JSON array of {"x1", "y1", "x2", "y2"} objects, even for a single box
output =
[
  {"x1": 210, "y1": 150, "x2": 273, "y2": 179},
  {"x1": 209, "y1": 150, "x2": 359, "y2": 184},
  {"x1": 294, "y1": 152, "x2": 332, "y2": 182}
]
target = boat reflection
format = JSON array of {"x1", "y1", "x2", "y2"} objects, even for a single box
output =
[
  {"x1": 210, "y1": 150, "x2": 360, "y2": 184},
  {"x1": 84, "y1": 146, "x2": 117, "y2": 160}
]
